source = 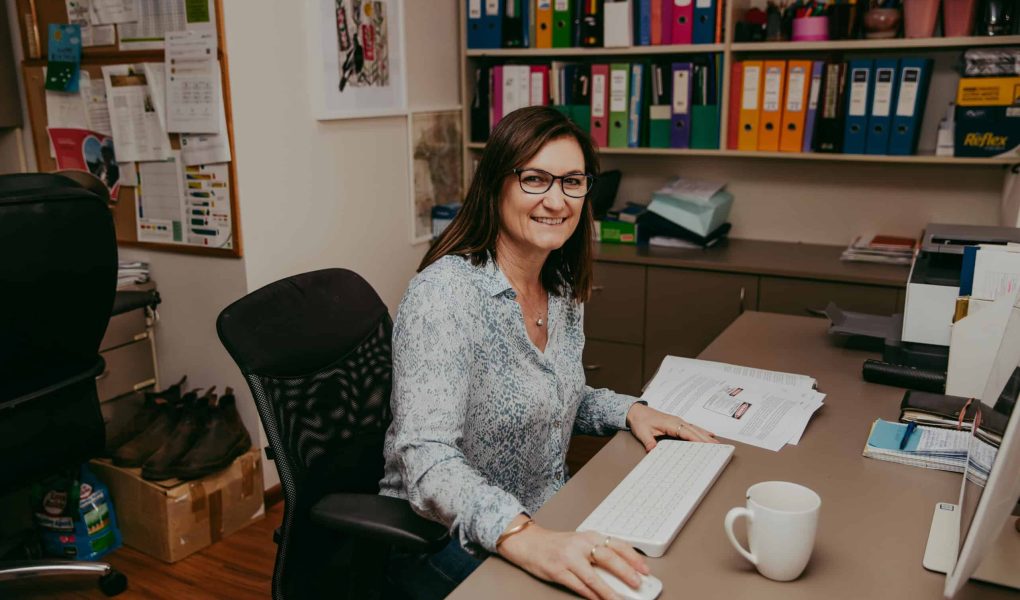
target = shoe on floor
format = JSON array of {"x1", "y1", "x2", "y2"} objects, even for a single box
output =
[
  {"x1": 112, "y1": 389, "x2": 198, "y2": 468},
  {"x1": 163, "y1": 387, "x2": 252, "y2": 480},
  {"x1": 103, "y1": 376, "x2": 187, "y2": 456},
  {"x1": 141, "y1": 387, "x2": 217, "y2": 481}
]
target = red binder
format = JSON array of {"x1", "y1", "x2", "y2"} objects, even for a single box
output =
[
  {"x1": 590, "y1": 63, "x2": 610, "y2": 147},
  {"x1": 672, "y1": 0, "x2": 693, "y2": 44}
]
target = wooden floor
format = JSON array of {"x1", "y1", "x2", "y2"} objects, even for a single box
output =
[{"x1": 3, "y1": 503, "x2": 283, "y2": 599}]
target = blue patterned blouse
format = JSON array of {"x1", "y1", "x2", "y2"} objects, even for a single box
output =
[{"x1": 379, "y1": 254, "x2": 639, "y2": 556}]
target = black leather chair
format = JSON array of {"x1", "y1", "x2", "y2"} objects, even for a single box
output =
[
  {"x1": 216, "y1": 268, "x2": 449, "y2": 600},
  {"x1": 0, "y1": 173, "x2": 127, "y2": 595}
]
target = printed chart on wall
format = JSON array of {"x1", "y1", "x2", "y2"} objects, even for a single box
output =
[{"x1": 136, "y1": 153, "x2": 232, "y2": 248}]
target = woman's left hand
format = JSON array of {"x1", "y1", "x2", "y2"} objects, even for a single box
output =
[{"x1": 625, "y1": 403, "x2": 717, "y2": 451}]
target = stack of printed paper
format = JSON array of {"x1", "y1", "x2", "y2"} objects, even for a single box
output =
[
  {"x1": 641, "y1": 356, "x2": 826, "y2": 452},
  {"x1": 862, "y1": 419, "x2": 997, "y2": 486}
]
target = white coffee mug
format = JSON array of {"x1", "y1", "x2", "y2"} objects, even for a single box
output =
[{"x1": 724, "y1": 481, "x2": 821, "y2": 581}]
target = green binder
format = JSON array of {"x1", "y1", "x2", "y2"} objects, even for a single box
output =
[
  {"x1": 609, "y1": 63, "x2": 630, "y2": 148},
  {"x1": 552, "y1": 0, "x2": 572, "y2": 48}
]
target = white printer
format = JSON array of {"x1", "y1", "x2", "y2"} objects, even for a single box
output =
[{"x1": 902, "y1": 224, "x2": 1020, "y2": 346}]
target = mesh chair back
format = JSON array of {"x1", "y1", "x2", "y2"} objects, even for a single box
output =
[
  {"x1": 0, "y1": 173, "x2": 117, "y2": 489},
  {"x1": 216, "y1": 269, "x2": 395, "y2": 600}
]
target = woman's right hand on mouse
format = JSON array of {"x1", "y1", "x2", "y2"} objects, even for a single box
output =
[{"x1": 498, "y1": 519, "x2": 649, "y2": 600}]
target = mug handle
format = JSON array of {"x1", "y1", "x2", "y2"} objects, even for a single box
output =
[{"x1": 724, "y1": 507, "x2": 757, "y2": 565}]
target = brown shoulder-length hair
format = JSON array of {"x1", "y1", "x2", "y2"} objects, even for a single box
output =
[{"x1": 419, "y1": 105, "x2": 599, "y2": 303}]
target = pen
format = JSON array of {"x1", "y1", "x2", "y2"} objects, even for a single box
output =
[{"x1": 899, "y1": 422, "x2": 917, "y2": 450}]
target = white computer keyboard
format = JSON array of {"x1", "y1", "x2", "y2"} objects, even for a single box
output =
[{"x1": 576, "y1": 440, "x2": 734, "y2": 557}]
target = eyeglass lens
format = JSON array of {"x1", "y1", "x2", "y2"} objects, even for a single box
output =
[{"x1": 518, "y1": 169, "x2": 592, "y2": 197}]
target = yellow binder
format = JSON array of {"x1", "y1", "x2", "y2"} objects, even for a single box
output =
[{"x1": 737, "y1": 60, "x2": 763, "y2": 151}]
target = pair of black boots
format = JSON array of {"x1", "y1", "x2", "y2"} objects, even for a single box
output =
[{"x1": 107, "y1": 377, "x2": 252, "y2": 481}]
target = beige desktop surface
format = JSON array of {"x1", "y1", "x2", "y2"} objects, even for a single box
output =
[{"x1": 448, "y1": 311, "x2": 1015, "y2": 600}]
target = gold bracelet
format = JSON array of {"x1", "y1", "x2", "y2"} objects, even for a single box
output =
[{"x1": 496, "y1": 518, "x2": 535, "y2": 547}]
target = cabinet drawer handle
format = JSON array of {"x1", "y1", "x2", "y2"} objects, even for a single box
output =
[
  {"x1": 133, "y1": 378, "x2": 157, "y2": 392},
  {"x1": 592, "y1": 285, "x2": 605, "y2": 292},
  {"x1": 583, "y1": 364, "x2": 602, "y2": 372},
  {"x1": 95, "y1": 370, "x2": 110, "y2": 381},
  {"x1": 739, "y1": 286, "x2": 746, "y2": 314}
]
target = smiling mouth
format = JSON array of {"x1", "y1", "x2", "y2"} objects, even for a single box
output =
[{"x1": 532, "y1": 217, "x2": 566, "y2": 225}]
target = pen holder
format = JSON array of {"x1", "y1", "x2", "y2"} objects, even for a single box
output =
[{"x1": 792, "y1": 16, "x2": 830, "y2": 41}]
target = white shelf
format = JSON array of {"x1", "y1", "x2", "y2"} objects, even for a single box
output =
[
  {"x1": 464, "y1": 143, "x2": 1016, "y2": 165},
  {"x1": 731, "y1": 35, "x2": 1020, "y2": 53},
  {"x1": 466, "y1": 44, "x2": 724, "y2": 58}
]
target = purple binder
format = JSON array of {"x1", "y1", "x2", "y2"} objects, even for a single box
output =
[
  {"x1": 670, "y1": 62, "x2": 693, "y2": 148},
  {"x1": 801, "y1": 61, "x2": 824, "y2": 153}
]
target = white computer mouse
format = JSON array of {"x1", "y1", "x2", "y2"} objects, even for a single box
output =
[{"x1": 593, "y1": 566, "x2": 663, "y2": 600}]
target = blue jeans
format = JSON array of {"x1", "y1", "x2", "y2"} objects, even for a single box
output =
[{"x1": 386, "y1": 538, "x2": 483, "y2": 600}]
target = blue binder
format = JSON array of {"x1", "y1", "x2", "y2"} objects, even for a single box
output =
[
  {"x1": 628, "y1": 63, "x2": 646, "y2": 147},
  {"x1": 889, "y1": 58, "x2": 933, "y2": 156},
  {"x1": 467, "y1": 0, "x2": 502, "y2": 49},
  {"x1": 865, "y1": 59, "x2": 899, "y2": 155},
  {"x1": 842, "y1": 59, "x2": 873, "y2": 154},
  {"x1": 635, "y1": 0, "x2": 652, "y2": 46},
  {"x1": 693, "y1": 0, "x2": 716, "y2": 44}
]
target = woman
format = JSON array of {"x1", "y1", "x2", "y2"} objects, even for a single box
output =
[{"x1": 380, "y1": 106, "x2": 717, "y2": 600}]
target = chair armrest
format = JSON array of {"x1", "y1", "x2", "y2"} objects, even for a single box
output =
[{"x1": 310, "y1": 493, "x2": 449, "y2": 554}]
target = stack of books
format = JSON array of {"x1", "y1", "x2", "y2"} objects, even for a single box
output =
[
  {"x1": 117, "y1": 261, "x2": 150, "y2": 289},
  {"x1": 862, "y1": 419, "x2": 996, "y2": 486},
  {"x1": 841, "y1": 234, "x2": 916, "y2": 265}
]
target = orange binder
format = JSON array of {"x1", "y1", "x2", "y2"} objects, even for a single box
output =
[
  {"x1": 779, "y1": 60, "x2": 812, "y2": 153},
  {"x1": 536, "y1": 0, "x2": 553, "y2": 48},
  {"x1": 737, "y1": 60, "x2": 763, "y2": 151},
  {"x1": 757, "y1": 60, "x2": 786, "y2": 151}
]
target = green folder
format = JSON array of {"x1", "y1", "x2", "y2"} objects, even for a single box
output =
[
  {"x1": 572, "y1": 104, "x2": 591, "y2": 134},
  {"x1": 648, "y1": 105, "x2": 672, "y2": 148},
  {"x1": 609, "y1": 63, "x2": 630, "y2": 148},
  {"x1": 691, "y1": 104, "x2": 720, "y2": 150}
]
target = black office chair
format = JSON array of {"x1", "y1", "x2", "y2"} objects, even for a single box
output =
[
  {"x1": 0, "y1": 173, "x2": 127, "y2": 596},
  {"x1": 216, "y1": 268, "x2": 449, "y2": 600}
]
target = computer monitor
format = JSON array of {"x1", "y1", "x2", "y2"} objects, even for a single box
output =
[{"x1": 923, "y1": 298, "x2": 1020, "y2": 598}]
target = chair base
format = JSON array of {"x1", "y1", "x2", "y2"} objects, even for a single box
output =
[{"x1": 0, "y1": 560, "x2": 127, "y2": 596}]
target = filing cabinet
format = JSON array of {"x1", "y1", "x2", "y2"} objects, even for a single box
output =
[{"x1": 97, "y1": 287, "x2": 159, "y2": 403}]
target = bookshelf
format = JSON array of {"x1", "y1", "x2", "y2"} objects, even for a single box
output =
[{"x1": 458, "y1": 3, "x2": 1020, "y2": 169}]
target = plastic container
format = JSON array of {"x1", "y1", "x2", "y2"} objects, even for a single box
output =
[
  {"x1": 943, "y1": 0, "x2": 978, "y2": 36},
  {"x1": 792, "y1": 16, "x2": 830, "y2": 41},
  {"x1": 903, "y1": 0, "x2": 939, "y2": 37}
]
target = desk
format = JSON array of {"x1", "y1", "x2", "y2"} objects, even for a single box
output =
[{"x1": 449, "y1": 312, "x2": 1013, "y2": 600}]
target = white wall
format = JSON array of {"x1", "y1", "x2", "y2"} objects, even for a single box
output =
[
  {"x1": 222, "y1": 0, "x2": 459, "y2": 310},
  {"x1": 609, "y1": 156, "x2": 1003, "y2": 243}
]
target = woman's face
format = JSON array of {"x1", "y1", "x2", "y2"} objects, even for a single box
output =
[{"x1": 497, "y1": 136, "x2": 587, "y2": 261}]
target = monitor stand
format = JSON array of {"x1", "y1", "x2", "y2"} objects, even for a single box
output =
[{"x1": 922, "y1": 502, "x2": 1020, "y2": 590}]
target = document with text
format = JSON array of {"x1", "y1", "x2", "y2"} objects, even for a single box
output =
[{"x1": 642, "y1": 357, "x2": 825, "y2": 451}]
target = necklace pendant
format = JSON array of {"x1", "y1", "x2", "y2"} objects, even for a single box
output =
[{"x1": 536, "y1": 317, "x2": 544, "y2": 327}]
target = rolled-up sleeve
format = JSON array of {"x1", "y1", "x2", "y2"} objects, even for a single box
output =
[
  {"x1": 573, "y1": 386, "x2": 640, "y2": 435},
  {"x1": 388, "y1": 282, "x2": 526, "y2": 555}
]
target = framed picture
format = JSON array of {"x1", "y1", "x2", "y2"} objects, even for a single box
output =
[
  {"x1": 307, "y1": 0, "x2": 407, "y2": 120},
  {"x1": 408, "y1": 109, "x2": 463, "y2": 244}
]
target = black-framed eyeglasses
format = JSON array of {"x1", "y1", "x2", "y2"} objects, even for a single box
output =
[{"x1": 512, "y1": 168, "x2": 595, "y2": 198}]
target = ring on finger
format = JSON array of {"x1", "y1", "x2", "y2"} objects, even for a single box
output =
[
  {"x1": 590, "y1": 544, "x2": 599, "y2": 564},
  {"x1": 602, "y1": 537, "x2": 612, "y2": 549}
]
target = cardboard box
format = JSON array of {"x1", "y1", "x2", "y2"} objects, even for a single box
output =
[
  {"x1": 90, "y1": 447, "x2": 264, "y2": 563},
  {"x1": 954, "y1": 105, "x2": 1020, "y2": 158},
  {"x1": 956, "y1": 77, "x2": 1020, "y2": 107},
  {"x1": 595, "y1": 219, "x2": 638, "y2": 244},
  {"x1": 954, "y1": 76, "x2": 1020, "y2": 158}
]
